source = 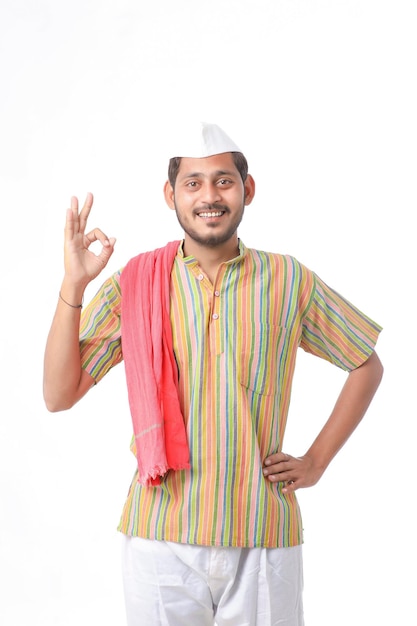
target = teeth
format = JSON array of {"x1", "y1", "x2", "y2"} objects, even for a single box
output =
[{"x1": 199, "y1": 211, "x2": 223, "y2": 218}]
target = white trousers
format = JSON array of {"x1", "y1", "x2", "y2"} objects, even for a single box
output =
[{"x1": 121, "y1": 536, "x2": 304, "y2": 626}]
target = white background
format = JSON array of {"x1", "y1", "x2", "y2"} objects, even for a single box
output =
[{"x1": 1, "y1": 1, "x2": 415, "y2": 624}]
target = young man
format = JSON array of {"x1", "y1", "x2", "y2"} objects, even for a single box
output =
[{"x1": 43, "y1": 122, "x2": 383, "y2": 625}]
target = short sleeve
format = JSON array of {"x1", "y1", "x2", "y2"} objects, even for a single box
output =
[
  {"x1": 300, "y1": 273, "x2": 382, "y2": 372},
  {"x1": 79, "y1": 270, "x2": 123, "y2": 382}
]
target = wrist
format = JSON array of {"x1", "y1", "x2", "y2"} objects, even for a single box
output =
[
  {"x1": 59, "y1": 279, "x2": 87, "y2": 309},
  {"x1": 302, "y1": 449, "x2": 330, "y2": 475},
  {"x1": 59, "y1": 291, "x2": 83, "y2": 309}
]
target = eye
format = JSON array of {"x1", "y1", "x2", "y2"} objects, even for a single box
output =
[
  {"x1": 218, "y1": 178, "x2": 232, "y2": 186},
  {"x1": 186, "y1": 180, "x2": 198, "y2": 188}
]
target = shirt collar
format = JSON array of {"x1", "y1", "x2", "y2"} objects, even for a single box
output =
[{"x1": 177, "y1": 239, "x2": 247, "y2": 267}]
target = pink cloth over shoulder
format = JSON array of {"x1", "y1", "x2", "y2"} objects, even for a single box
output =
[{"x1": 120, "y1": 240, "x2": 190, "y2": 486}]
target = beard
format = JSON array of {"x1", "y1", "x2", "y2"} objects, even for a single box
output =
[{"x1": 173, "y1": 201, "x2": 245, "y2": 248}]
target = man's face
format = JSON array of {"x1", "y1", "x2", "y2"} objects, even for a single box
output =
[{"x1": 164, "y1": 153, "x2": 255, "y2": 249}]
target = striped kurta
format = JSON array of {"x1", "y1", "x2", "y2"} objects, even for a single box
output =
[{"x1": 79, "y1": 241, "x2": 382, "y2": 548}]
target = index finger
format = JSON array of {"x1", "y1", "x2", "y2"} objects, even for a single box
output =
[{"x1": 263, "y1": 451, "x2": 290, "y2": 467}]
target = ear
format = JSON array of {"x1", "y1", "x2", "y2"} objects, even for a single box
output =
[
  {"x1": 163, "y1": 180, "x2": 175, "y2": 210},
  {"x1": 243, "y1": 174, "x2": 255, "y2": 206}
]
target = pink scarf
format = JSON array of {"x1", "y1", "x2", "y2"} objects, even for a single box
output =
[{"x1": 120, "y1": 240, "x2": 190, "y2": 486}]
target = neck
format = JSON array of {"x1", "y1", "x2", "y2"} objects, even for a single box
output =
[{"x1": 183, "y1": 236, "x2": 240, "y2": 282}]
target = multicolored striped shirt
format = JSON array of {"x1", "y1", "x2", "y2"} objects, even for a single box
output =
[{"x1": 79, "y1": 241, "x2": 381, "y2": 548}]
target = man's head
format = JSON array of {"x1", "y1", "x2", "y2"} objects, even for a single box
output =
[{"x1": 163, "y1": 123, "x2": 255, "y2": 252}]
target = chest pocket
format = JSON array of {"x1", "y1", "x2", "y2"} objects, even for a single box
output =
[{"x1": 239, "y1": 324, "x2": 288, "y2": 396}]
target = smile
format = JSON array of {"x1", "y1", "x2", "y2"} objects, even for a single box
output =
[{"x1": 197, "y1": 211, "x2": 224, "y2": 218}]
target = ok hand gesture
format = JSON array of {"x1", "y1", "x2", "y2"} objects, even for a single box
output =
[{"x1": 64, "y1": 193, "x2": 116, "y2": 288}]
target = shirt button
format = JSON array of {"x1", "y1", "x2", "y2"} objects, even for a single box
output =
[
  {"x1": 214, "y1": 290, "x2": 220, "y2": 296},
  {"x1": 212, "y1": 313, "x2": 219, "y2": 320},
  {"x1": 197, "y1": 274, "x2": 204, "y2": 281}
]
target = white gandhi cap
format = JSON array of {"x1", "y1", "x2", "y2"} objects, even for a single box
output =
[{"x1": 169, "y1": 121, "x2": 242, "y2": 158}]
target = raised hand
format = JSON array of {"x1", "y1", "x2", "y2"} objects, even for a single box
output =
[{"x1": 64, "y1": 192, "x2": 116, "y2": 289}]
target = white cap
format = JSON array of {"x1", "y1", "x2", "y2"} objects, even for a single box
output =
[{"x1": 168, "y1": 121, "x2": 242, "y2": 158}]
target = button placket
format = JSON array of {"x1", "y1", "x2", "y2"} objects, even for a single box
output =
[
  {"x1": 210, "y1": 278, "x2": 223, "y2": 355},
  {"x1": 211, "y1": 285, "x2": 221, "y2": 322}
]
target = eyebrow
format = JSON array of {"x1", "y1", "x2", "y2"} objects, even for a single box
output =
[{"x1": 180, "y1": 169, "x2": 238, "y2": 180}]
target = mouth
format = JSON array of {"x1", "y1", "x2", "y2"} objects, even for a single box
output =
[
  {"x1": 195, "y1": 203, "x2": 228, "y2": 219},
  {"x1": 197, "y1": 210, "x2": 225, "y2": 219}
]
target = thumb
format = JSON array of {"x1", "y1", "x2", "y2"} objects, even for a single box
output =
[{"x1": 97, "y1": 237, "x2": 116, "y2": 265}]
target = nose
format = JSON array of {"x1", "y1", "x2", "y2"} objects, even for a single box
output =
[{"x1": 200, "y1": 182, "x2": 222, "y2": 204}]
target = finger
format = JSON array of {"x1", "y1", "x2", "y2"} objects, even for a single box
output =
[
  {"x1": 68, "y1": 196, "x2": 80, "y2": 236},
  {"x1": 65, "y1": 206, "x2": 76, "y2": 241},
  {"x1": 84, "y1": 228, "x2": 111, "y2": 248},
  {"x1": 264, "y1": 468, "x2": 293, "y2": 482},
  {"x1": 282, "y1": 480, "x2": 296, "y2": 494},
  {"x1": 264, "y1": 451, "x2": 291, "y2": 467},
  {"x1": 86, "y1": 236, "x2": 116, "y2": 270},
  {"x1": 79, "y1": 192, "x2": 94, "y2": 234},
  {"x1": 96, "y1": 237, "x2": 116, "y2": 265},
  {"x1": 263, "y1": 453, "x2": 293, "y2": 481},
  {"x1": 84, "y1": 231, "x2": 116, "y2": 266}
]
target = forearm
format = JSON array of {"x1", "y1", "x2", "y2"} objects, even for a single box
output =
[
  {"x1": 263, "y1": 351, "x2": 383, "y2": 491},
  {"x1": 43, "y1": 281, "x2": 92, "y2": 411},
  {"x1": 43, "y1": 194, "x2": 116, "y2": 411},
  {"x1": 304, "y1": 351, "x2": 384, "y2": 473}
]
